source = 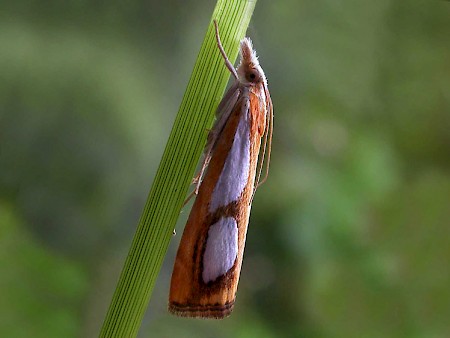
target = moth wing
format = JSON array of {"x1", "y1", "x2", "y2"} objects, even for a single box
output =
[
  {"x1": 204, "y1": 82, "x2": 240, "y2": 154},
  {"x1": 187, "y1": 82, "x2": 241, "y2": 198},
  {"x1": 169, "y1": 90, "x2": 259, "y2": 318}
]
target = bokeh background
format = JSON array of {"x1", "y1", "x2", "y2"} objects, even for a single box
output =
[{"x1": 1, "y1": 0, "x2": 449, "y2": 337}]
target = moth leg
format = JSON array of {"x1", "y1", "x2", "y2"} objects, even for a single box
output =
[
  {"x1": 182, "y1": 189, "x2": 196, "y2": 207},
  {"x1": 183, "y1": 153, "x2": 210, "y2": 206},
  {"x1": 256, "y1": 90, "x2": 273, "y2": 188},
  {"x1": 252, "y1": 88, "x2": 273, "y2": 201},
  {"x1": 193, "y1": 153, "x2": 212, "y2": 193},
  {"x1": 213, "y1": 20, "x2": 238, "y2": 80},
  {"x1": 252, "y1": 123, "x2": 268, "y2": 202},
  {"x1": 183, "y1": 133, "x2": 215, "y2": 206}
]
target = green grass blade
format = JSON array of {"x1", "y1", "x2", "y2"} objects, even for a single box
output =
[{"x1": 99, "y1": 0, "x2": 257, "y2": 336}]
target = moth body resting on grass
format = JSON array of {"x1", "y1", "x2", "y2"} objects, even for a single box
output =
[{"x1": 169, "y1": 20, "x2": 273, "y2": 319}]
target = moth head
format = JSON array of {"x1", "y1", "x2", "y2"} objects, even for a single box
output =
[{"x1": 237, "y1": 38, "x2": 266, "y2": 85}]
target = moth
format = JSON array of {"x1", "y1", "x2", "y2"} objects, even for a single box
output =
[{"x1": 169, "y1": 20, "x2": 273, "y2": 319}]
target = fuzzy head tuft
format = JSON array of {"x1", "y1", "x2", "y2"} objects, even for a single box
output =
[{"x1": 237, "y1": 38, "x2": 266, "y2": 85}]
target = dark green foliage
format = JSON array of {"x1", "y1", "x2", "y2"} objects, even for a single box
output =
[{"x1": 0, "y1": 0, "x2": 448, "y2": 337}]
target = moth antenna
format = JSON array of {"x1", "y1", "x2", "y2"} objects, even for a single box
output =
[{"x1": 213, "y1": 20, "x2": 238, "y2": 79}]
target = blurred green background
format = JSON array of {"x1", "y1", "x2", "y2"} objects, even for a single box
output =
[{"x1": 1, "y1": 0, "x2": 449, "y2": 337}]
